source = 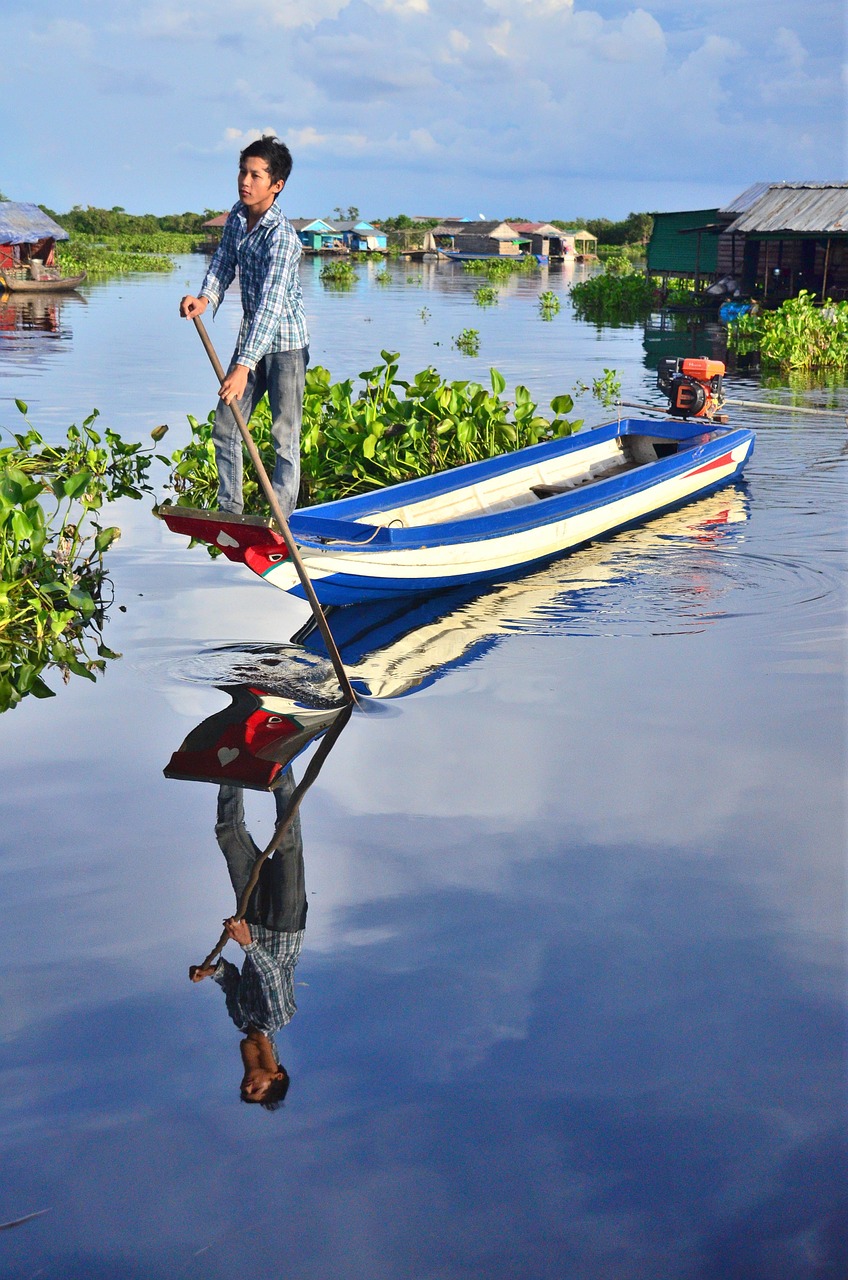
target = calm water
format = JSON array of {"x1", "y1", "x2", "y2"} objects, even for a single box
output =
[{"x1": 0, "y1": 259, "x2": 846, "y2": 1279}]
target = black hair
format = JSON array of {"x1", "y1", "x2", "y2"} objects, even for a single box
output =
[
  {"x1": 239, "y1": 135, "x2": 293, "y2": 188},
  {"x1": 241, "y1": 1065, "x2": 291, "y2": 1112}
]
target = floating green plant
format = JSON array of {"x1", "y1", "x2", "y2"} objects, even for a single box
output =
[
  {"x1": 0, "y1": 404, "x2": 160, "y2": 712},
  {"x1": 453, "y1": 328, "x2": 481, "y2": 356},
  {"x1": 474, "y1": 286, "x2": 499, "y2": 306},
  {"x1": 320, "y1": 259, "x2": 357, "y2": 287},
  {"x1": 166, "y1": 353, "x2": 584, "y2": 513},
  {"x1": 727, "y1": 291, "x2": 848, "y2": 370},
  {"x1": 570, "y1": 266, "x2": 656, "y2": 325},
  {"x1": 539, "y1": 290, "x2": 561, "y2": 318}
]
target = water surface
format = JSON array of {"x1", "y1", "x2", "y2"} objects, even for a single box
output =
[{"x1": 0, "y1": 257, "x2": 845, "y2": 1279}]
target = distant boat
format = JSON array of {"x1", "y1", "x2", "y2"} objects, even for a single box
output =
[
  {"x1": 437, "y1": 248, "x2": 529, "y2": 263},
  {"x1": 0, "y1": 269, "x2": 87, "y2": 293}
]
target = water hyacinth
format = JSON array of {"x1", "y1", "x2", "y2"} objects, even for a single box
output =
[
  {"x1": 166, "y1": 352, "x2": 583, "y2": 512},
  {"x1": 727, "y1": 291, "x2": 848, "y2": 370},
  {"x1": 0, "y1": 404, "x2": 160, "y2": 712}
]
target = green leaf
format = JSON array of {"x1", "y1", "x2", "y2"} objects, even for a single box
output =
[
  {"x1": 10, "y1": 510, "x2": 33, "y2": 540},
  {"x1": 62, "y1": 469, "x2": 92, "y2": 499},
  {"x1": 67, "y1": 586, "x2": 96, "y2": 618},
  {"x1": 550, "y1": 394, "x2": 574, "y2": 416},
  {"x1": 29, "y1": 676, "x2": 56, "y2": 700},
  {"x1": 489, "y1": 368, "x2": 506, "y2": 396},
  {"x1": 94, "y1": 526, "x2": 121, "y2": 552},
  {"x1": 14, "y1": 399, "x2": 28, "y2": 415}
]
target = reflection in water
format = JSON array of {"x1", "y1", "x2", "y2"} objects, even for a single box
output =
[
  {"x1": 171, "y1": 694, "x2": 350, "y2": 1109},
  {"x1": 291, "y1": 486, "x2": 753, "y2": 697},
  {"x1": 0, "y1": 292, "x2": 84, "y2": 368}
]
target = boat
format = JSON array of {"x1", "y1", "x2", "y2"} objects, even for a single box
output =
[
  {"x1": 436, "y1": 249, "x2": 529, "y2": 263},
  {"x1": 159, "y1": 414, "x2": 755, "y2": 606},
  {"x1": 0, "y1": 269, "x2": 87, "y2": 293}
]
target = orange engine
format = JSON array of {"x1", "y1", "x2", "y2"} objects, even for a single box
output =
[{"x1": 657, "y1": 357, "x2": 725, "y2": 419}]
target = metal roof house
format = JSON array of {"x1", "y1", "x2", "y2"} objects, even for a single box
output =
[
  {"x1": 720, "y1": 183, "x2": 848, "y2": 300},
  {"x1": 431, "y1": 220, "x2": 528, "y2": 257},
  {"x1": 0, "y1": 202, "x2": 69, "y2": 274},
  {"x1": 291, "y1": 218, "x2": 341, "y2": 252},
  {"x1": 327, "y1": 220, "x2": 388, "y2": 252},
  {"x1": 646, "y1": 184, "x2": 848, "y2": 300}
]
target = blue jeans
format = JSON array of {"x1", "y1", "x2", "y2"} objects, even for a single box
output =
[
  {"x1": 212, "y1": 346, "x2": 308, "y2": 516},
  {"x1": 215, "y1": 775, "x2": 307, "y2": 933}
]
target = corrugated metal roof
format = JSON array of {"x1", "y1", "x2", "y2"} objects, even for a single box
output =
[
  {"x1": 0, "y1": 202, "x2": 69, "y2": 244},
  {"x1": 724, "y1": 183, "x2": 848, "y2": 235},
  {"x1": 719, "y1": 181, "x2": 773, "y2": 215}
]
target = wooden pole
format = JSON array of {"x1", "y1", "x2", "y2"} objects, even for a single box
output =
[
  {"x1": 192, "y1": 317, "x2": 356, "y2": 705},
  {"x1": 821, "y1": 238, "x2": 832, "y2": 302}
]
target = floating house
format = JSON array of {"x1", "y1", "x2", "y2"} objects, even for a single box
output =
[
  {"x1": 291, "y1": 218, "x2": 341, "y2": 252},
  {"x1": 560, "y1": 228, "x2": 598, "y2": 259},
  {"x1": 328, "y1": 220, "x2": 388, "y2": 252},
  {"x1": 429, "y1": 220, "x2": 527, "y2": 257},
  {"x1": 647, "y1": 183, "x2": 848, "y2": 301},
  {"x1": 0, "y1": 202, "x2": 69, "y2": 276},
  {"x1": 509, "y1": 223, "x2": 567, "y2": 262},
  {"x1": 719, "y1": 182, "x2": 848, "y2": 301}
]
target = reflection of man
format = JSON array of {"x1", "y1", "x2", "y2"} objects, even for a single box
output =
[{"x1": 190, "y1": 771, "x2": 306, "y2": 1110}]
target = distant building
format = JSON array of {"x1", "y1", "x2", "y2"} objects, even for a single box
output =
[
  {"x1": 647, "y1": 183, "x2": 848, "y2": 300},
  {"x1": 322, "y1": 219, "x2": 388, "y2": 252},
  {"x1": 428, "y1": 220, "x2": 527, "y2": 256},
  {"x1": 0, "y1": 202, "x2": 69, "y2": 275},
  {"x1": 291, "y1": 218, "x2": 341, "y2": 252}
]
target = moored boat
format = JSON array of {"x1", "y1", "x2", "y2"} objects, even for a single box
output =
[
  {"x1": 160, "y1": 414, "x2": 755, "y2": 605},
  {"x1": 0, "y1": 269, "x2": 87, "y2": 293}
]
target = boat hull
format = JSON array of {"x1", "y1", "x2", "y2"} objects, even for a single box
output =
[
  {"x1": 0, "y1": 271, "x2": 87, "y2": 293},
  {"x1": 160, "y1": 418, "x2": 755, "y2": 605}
]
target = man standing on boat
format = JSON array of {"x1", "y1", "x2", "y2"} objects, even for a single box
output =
[{"x1": 179, "y1": 134, "x2": 308, "y2": 516}]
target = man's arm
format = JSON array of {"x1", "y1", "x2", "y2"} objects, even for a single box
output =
[{"x1": 199, "y1": 212, "x2": 239, "y2": 314}]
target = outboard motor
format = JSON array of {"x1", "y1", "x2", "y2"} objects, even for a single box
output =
[{"x1": 657, "y1": 357, "x2": 726, "y2": 420}]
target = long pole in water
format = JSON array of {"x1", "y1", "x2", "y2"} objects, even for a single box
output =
[
  {"x1": 192, "y1": 317, "x2": 356, "y2": 704},
  {"x1": 617, "y1": 398, "x2": 847, "y2": 421}
]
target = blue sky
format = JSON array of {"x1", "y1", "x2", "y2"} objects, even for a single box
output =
[{"x1": 2, "y1": 0, "x2": 844, "y2": 220}]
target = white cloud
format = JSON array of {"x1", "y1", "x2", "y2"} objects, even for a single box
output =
[
  {"x1": 773, "y1": 25, "x2": 808, "y2": 68},
  {"x1": 486, "y1": 20, "x2": 513, "y2": 57},
  {"x1": 369, "y1": 0, "x2": 430, "y2": 13},
  {"x1": 31, "y1": 19, "x2": 93, "y2": 51}
]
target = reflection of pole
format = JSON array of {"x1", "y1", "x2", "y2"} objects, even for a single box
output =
[
  {"x1": 192, "y1": 317, "x2": 356, "y2": 705},
  {"x1": 198, "y1": 702, "x2": 353, "y2": 970}
]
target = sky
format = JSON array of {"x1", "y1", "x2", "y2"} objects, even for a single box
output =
[{"x1": 2, "y1": 0, "x2": 845, "y2": 221}]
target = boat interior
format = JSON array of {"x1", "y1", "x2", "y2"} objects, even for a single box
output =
[{"x1": 359, "y1": 431, "x2": 697, "y2": 529}]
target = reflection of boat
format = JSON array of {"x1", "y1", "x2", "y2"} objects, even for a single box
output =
[
  {"x1": 0, "y1": 269, "x2": 87, "y2": 293},
  {"x1": 291, "y1": 487, "x2": 751, "y2": 698},
  {"x1": 161, "y1": 416, "x2": 755, "y2": 605},
  {"x1": 164, "y1": 688, "x2": 346, "y2": 790}
]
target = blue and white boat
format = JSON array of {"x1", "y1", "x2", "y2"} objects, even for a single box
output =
[{"x1": 160, "y1": 416, "x2": 755, "y2": 605}]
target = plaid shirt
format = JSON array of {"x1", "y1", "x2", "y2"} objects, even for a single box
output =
[
  {"x1": 200, "y1": 200, "x2": 308, "y2": 370},
  {"x1": 213, "y1": 924, "x2": 304, "y2": 1044}
]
